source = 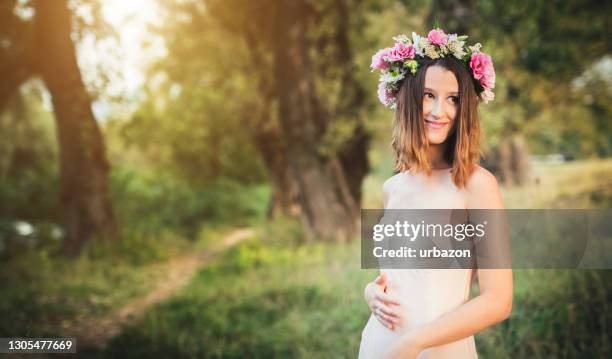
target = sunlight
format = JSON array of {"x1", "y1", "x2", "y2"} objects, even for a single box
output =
[
  {"x1": 101, "y1": 0, "x2": 163, "y2": 57},
  {"x1": 78, "y1": 0, "x2": 166, "y2": 119},
  {"x1": 102, "y1": 0, "x2": 158, "y2": 26}
]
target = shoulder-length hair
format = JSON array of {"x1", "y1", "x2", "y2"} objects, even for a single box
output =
[{"x1": 391, "y1": 57, "x2": 481, "y2": 188}]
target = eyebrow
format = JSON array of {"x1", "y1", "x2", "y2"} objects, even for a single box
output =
[{"x1": 424, "y1": 87, "x2": 459, "y2": 96}]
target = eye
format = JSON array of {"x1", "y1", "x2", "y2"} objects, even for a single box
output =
[
  {"x1": 424, "y1": 92, "x2": 435, "y2": 99},
  {"x1": 449, "y1": 96, "x2": 459, "y2": 104}
]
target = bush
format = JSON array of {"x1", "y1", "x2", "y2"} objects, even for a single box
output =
[{"x1": 110, "y1": 166, "x2": 270, "y2": 237}]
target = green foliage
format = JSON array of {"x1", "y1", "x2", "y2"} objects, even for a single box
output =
[
  {"x1": 109, "y1": 165, "x2": 271, "y2": 236},
  {"x1": 461, "y1": 0, "x2": 611, "y2": 158},
  {"x1": 0, "y1": 81, "x2": 60, "y2": 221},
  {"x1": 109, "y1": 0, "x2": 269, "y2": 188}
]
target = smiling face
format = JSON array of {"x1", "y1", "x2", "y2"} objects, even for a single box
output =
[
  {"x1": 422, "y1": 65, "x2": 459, "y2": 145},
  {"x1": 392, "y1": 57, "x2": 481, "y2": 187}
]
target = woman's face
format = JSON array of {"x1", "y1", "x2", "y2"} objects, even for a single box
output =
[{"x1": 422, "y1": 65, "x2": 459, "y2": 145}]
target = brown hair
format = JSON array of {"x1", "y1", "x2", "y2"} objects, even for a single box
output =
[{"x1": 391, "y1": 57, "x2": 481, "y2": 188}]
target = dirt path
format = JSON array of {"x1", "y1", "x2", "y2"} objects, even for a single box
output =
[{"x1": 61, "y1": 228, "x2": 256, "y2": 350}]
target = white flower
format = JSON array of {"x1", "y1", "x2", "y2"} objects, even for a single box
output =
[
  {"x1": 424, "y1": 44, "x2": 440, "y2": 59},
  {"x1": 468, "y1": 43, "x2": 482, "y2": 53},
  {"x1": 411, "y1": 32, "x2": 421, "y2": 46},
  {"x1": 412, "y1": 32, "x2": 430, "y2": 57},
  {"x1": 443, "y1": 33, "x2": 469, "y2": 58},
  {"x1": 480, "y1": 89, "x2": 495, "y2": 103},
  {"x1": 439, "y1": 44, "x2": 450, "y2": 56},
  {"x1": 392, "y1": 34, "x2": 411, "y2": 45},
  {"x1": 380, "y1": 70, "x2": 405, "y2": 83},
  {"x1": 449, "y1": 40, "x2": 467, "y2": 59}
]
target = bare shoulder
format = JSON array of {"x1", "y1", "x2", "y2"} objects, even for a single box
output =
[
  {"x1": 466, "y1": 165, "x2": 498, "y2": 191},
  {"x1": 465, "y1": 165, "x2": 504, "y2": 209},
  {"x1": 382, "y1": 172, "x2": 404, "y2": 193},
  {"x1": 382, "y1": 172, "x2": 405, "y2": 208}
]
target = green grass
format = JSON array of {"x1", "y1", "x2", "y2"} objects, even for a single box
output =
[
  {"x1": 478, "y1": 269, "x2": 611, "y2": 358},
  {"x1": 0, "y1": 230, "x2": 194, "y2": 337},
  {"x1": 100, "y1": 235, "x2": 374, "y2": 358},
  {"x1": 0, "y1": 165, "x2": 272, "y2": 339},
  {"x1": 502, "y1": 158, "x2": 612, "y2": 208}
]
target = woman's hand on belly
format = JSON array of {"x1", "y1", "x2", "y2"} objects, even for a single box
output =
[{"x1": 364, "y1": 273, "x2": 402, "y2": 330}]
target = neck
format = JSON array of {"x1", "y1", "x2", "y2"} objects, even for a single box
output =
[{"x1": 428, "y1": 143, "x2": 450, "y2": 170}]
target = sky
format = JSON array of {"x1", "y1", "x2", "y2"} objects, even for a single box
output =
[{"x1": 77, "y1": 0, "x2": 166, "y2": 121}]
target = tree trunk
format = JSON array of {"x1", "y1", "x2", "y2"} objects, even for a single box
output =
[
  {"x1": 33, "y1": 0, "x2": 117, "y2": 252},
  {"x1": 510, "y1": 134, "x2": 531, "y2": 185},
  {"x1": 333, "y1": 0, "x2": 369, "y2": 207},
  {"x1": 251, "y1": 121, "x2": 301, "y2": 219},
  {"x1": 498, "y1": 136, "x2": 514, "y2": 186},
  {"x1": 486, "y1": 133, "x2": 531, "y2": 187},
  {"x1": 0, "y1": 3, "x2": 33, "y2": 112},
  {"x1": 273, "y1": 0, "x2": 358, "y2": 242}
]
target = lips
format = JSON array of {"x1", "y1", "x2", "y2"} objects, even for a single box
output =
[{"x1": 425, "y1": 119, "x2": 448, "y2": 129}]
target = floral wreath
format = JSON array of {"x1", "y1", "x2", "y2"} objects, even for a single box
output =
[{"x1": 371, "y1": 28, "x2": 496, "y2": 109}]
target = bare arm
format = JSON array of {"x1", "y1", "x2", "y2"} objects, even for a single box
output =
[{"x1": 384, "y1": 167, "x2": 513, "y2": 358}]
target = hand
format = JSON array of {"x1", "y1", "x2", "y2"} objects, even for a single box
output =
[{"x1": 364, "y1": 273, "x2": 401, "y2": 330}]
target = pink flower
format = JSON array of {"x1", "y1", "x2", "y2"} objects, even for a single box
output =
[
  {"x1": 385, "y1": 42, "x2": 416, "y2": 62},
  {"x1": 470, "y1": 52, "x2": 496, "y2": 89},
  {"x1": 427, "y1": 28, "x2": 448, "y2": 46},
  {"x1": 377, "y1": 82, "x2": 395, "y2": 107},
  {"x1": 370, "y1": 48, "x2": 391, "y2": 70}
]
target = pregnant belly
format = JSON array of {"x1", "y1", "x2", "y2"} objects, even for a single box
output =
[
  {"x1": 384, "y1": 269, "x2": 472, "y2": 330},
  {"x1": 359, "y1": 314, "x2": 477, "y2": 359},
  {"x1": 358, "y1": 314, "x2": 403, "y2": 359}
]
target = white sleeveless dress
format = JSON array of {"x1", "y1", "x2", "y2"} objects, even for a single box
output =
[{"x1": 358, "y1": 172, "x2": 478, "y2": 359}]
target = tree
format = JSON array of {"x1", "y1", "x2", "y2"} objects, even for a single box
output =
[
  {"x1": 271, "y1": 0, "x2": 369, "y2": 241},
  {"x1": 0, "y1": 0, "x2": 117, "y2": 252},
  {"x1": 147, "y1": 0, "x2": 371, "y2": 241}
]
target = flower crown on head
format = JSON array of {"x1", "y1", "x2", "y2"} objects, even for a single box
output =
[{"x1": 371, "y1": 28, "x2": 496, "y2": 109}]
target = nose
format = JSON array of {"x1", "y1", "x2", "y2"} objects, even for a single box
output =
[{"x1": 430, "y1": 99, "x2": 442, "y2": 118}]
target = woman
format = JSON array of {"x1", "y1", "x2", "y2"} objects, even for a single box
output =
[{"x1": 358, "y1": 29, "x2": 513, "y2": 359}]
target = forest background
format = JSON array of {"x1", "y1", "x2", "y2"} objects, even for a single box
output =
[{"x1": 0, "y1": 0, "x2": 610, "y2": 357}]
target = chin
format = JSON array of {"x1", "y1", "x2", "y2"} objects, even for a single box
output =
[{"x1": 426, "y1": 135, "x2": 450, "y2": 145}]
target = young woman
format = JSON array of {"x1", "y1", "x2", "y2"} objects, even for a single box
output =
[{"x1": 358, "y1": 29, "x2": 513, "y2": 359}]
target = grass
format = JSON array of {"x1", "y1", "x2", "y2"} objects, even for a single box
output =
[
  {"x1": 0, "y1": 230, "x2": 197, "y2": 337},
  {"x1": 100, "y1": 234, "x2": 374, "y2": 358},
  {"x1": 0, "y1": 167, "x2": 271, "y2": 339},
  {"x1": 478, "y1": 269, "x2": 610, "y2": 358},
  {"x1": 502, "y1": 158, "x2": 612, "y2": 208}
]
